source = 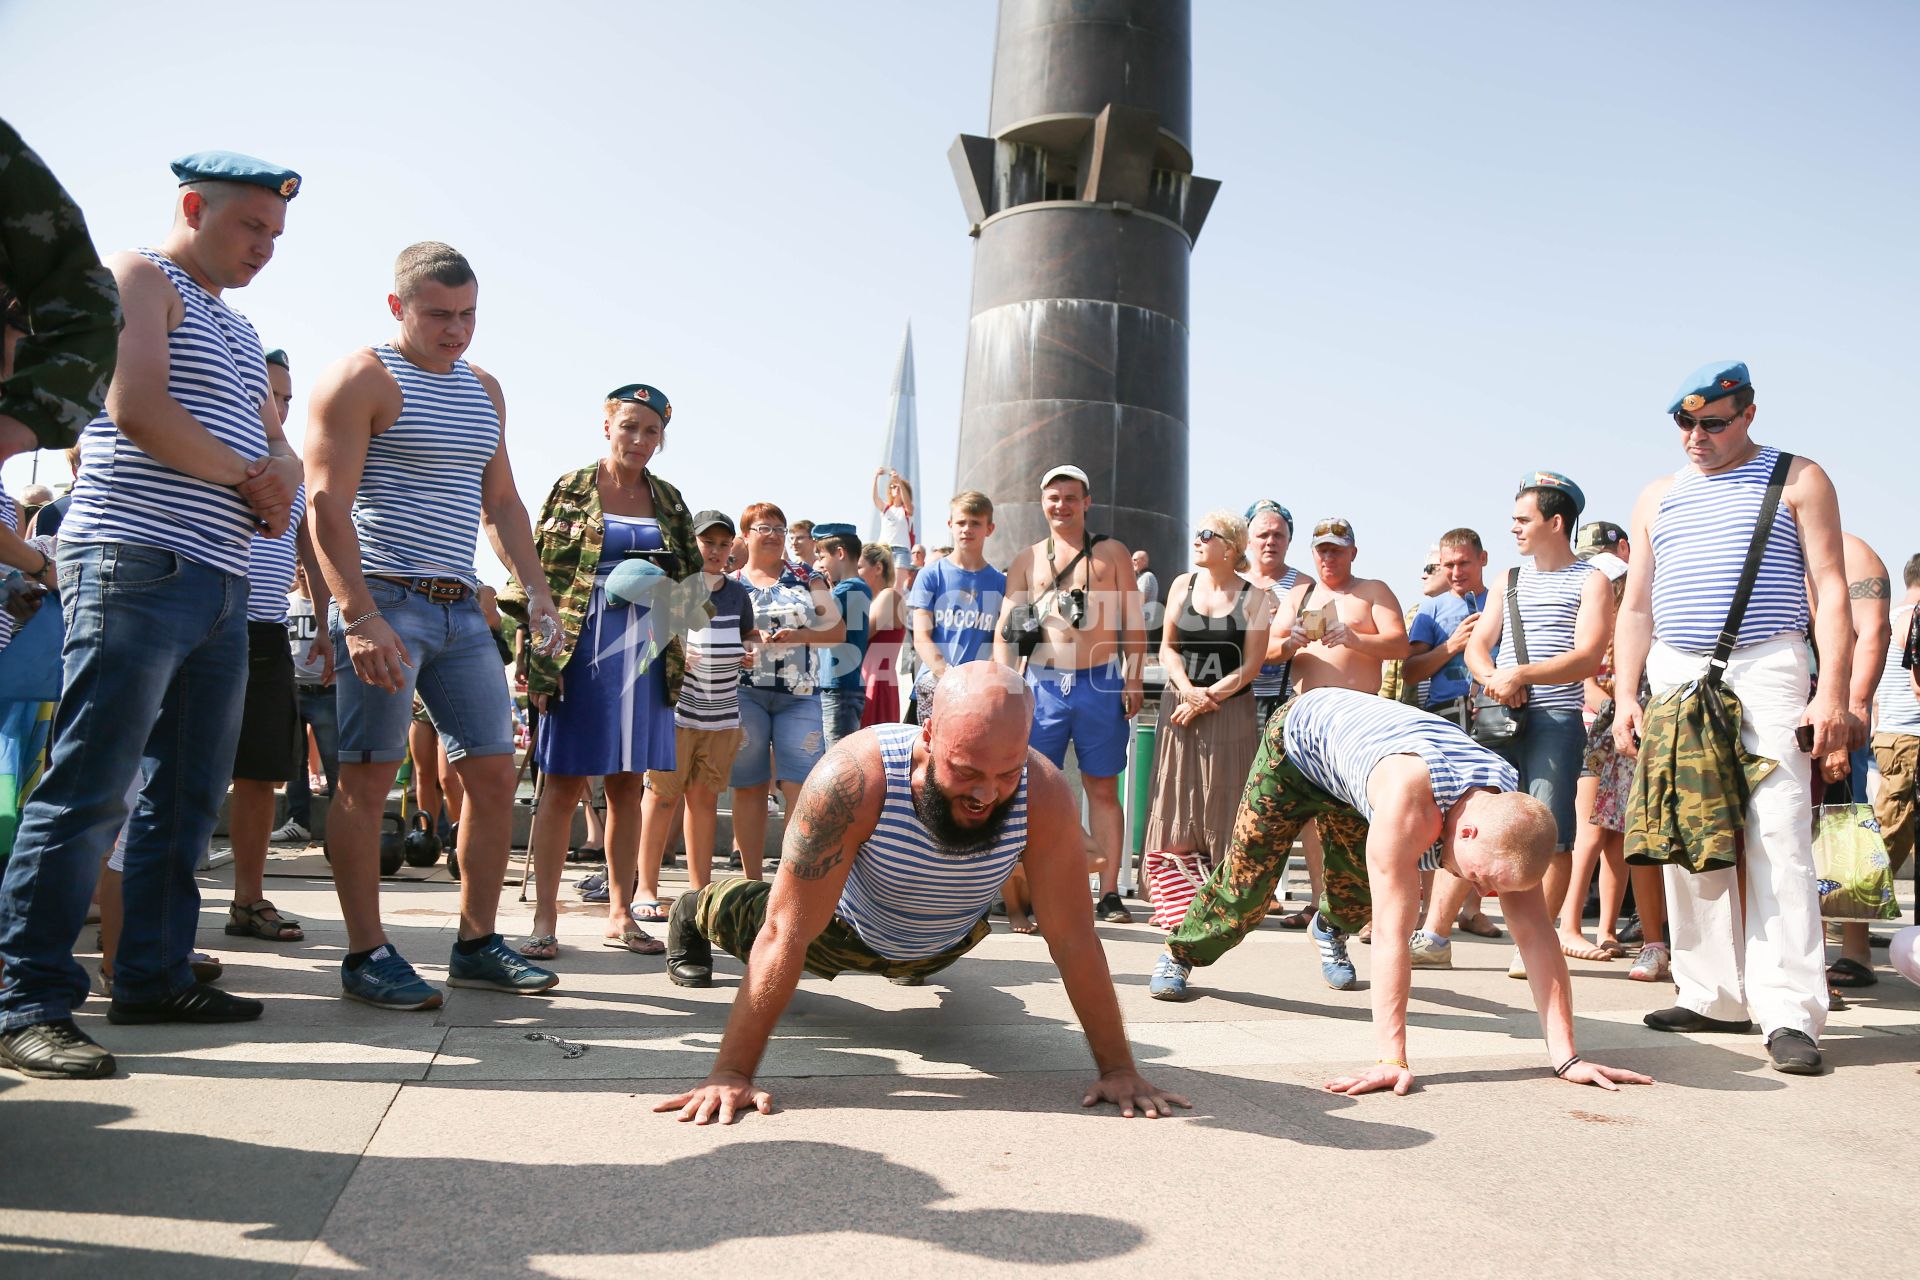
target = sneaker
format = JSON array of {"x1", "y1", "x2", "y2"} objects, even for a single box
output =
[
  {"x1": 341, "y1": 945, "x2": 444, "y2": 1011},
  {"x1": 1407, "y1": 931, "x2": 1453, "y2": 969},
  {"x1": 1765, "y1": 1028, "x2": 1822, "y2": 1075},
  {"x1": 576, "y1": 870, "x2": 609, "y2": 904},
  {"x1": 447, "y1": 935, "x2": 560, "y2": 994},
  {"x1": 1507, "y1": 948, "x2": 1527, "y2": 980},
  {"x1": 108, "y1": 982, "x2": 262, "y2": 1024},
  {"x1": 0, "y1": 1019, "x2": 116, "y2": 1079},
  {"x1": 269, "y1": 819, "x2": 311, "y2": 844},
  {"x1": 1308, "y1": 912, "x2": 1358, "y2": 990},
  {"x1": 665, "y1": 891, "x2": 714, "y2": 988},
  {"x1": 1096, "y1": 891, "x2": 1134, "y2": 924},
  {"x1": 1628, "y1": 941, "x2": 1671, "y2": 983},
  {"x1": 1149, "y1": 952, "x2": 1192, "y2": 1000}
]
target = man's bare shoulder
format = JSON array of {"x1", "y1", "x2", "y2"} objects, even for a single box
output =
[
  {"x1": 312, "y1": 348, "x2": 399, "y2": 413},
  {"x1": 1635, "y1": 472, "x2": 1678, "y2": 506},
  {"x1": 465, "y1": 361, "x2": 507, "y2": 407},
  {"x1": 785, "y1": 737, "x2": 886, "y2": 881},
  {"x1": 102, "y1": 249, "x2": 169, "y2": 290},
  {"x1": 1018, "y1": 749, "x2": 1079, "y2": 850},
  {"x1": 1353, "y1": 575, "x2": 1400, "y2": 605},
  {"x1": 1093, "y1": 535, "x2": 1133, "y2": 568},
  {"x1": 1841, "y1": 531, "x2": 1888, "y2": 582}
]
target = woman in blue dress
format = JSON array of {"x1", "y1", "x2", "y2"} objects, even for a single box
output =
[{"x1": 522, "y1": 384, "x2": 698, "y2": 960}]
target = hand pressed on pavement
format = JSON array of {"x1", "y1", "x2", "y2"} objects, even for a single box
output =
[
  {"x1": 1080, "y1": 1071, "x2": 1191, "y2": 1118},
  {"x1": 1559, "y1": 1059, "x2": 1654, "y2": 1091},
  {"x1": 655, "y1": 1074, "x2": 774, "y2": 1125}
]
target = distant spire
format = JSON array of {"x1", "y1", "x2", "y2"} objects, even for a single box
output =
[{"x1": 873, "y1": 321, "x2": 921, "y2": 545}]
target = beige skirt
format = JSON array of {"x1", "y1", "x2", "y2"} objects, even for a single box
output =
[{"x1": 1142, "y1": 684, "x2": 1260, "y2": 858}]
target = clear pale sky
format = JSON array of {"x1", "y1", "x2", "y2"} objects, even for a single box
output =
[{"x1": 5, "y1": 1, "x2": 1914, "y2": 593}]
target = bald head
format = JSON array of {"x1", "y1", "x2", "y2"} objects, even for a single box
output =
[
  {"x1": 928, "y1": 662, "x2": 1033, "y2": 750},
  {"x1": 1447, "y1": 790, "x2": 1556, "y2": 893}
]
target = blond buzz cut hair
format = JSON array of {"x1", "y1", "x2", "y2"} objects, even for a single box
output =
[
  {"x1": 393, "y1": 241, "x2": 476, "y2": 300},
  {"x1": 1472, "y1": 791, "x2": 1558, "y2": 887}
]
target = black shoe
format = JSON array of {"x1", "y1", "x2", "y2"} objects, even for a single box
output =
[
  {"x1": 1643, "y1": 1005, "x2": 1753, "y2": 1035},
  {"x1": 1766, "y1": 1028, "x2": 1823, "y2": 1075},
  {"x1": 888, "y1": 974, "x2": 927, "y2": 986},
  {"x1": 107, "y1": 982, "x2": 264, "y2": 1025},
  {"x1": 665, "y1": 892, "x2": 713, "y2": 988},
  {"x1": 1617, "y1": 914, "x2": 1644, "y2": 945},
  {"x1": 0, "y1": 1019, "x2": 116, "y2": 1079},
  {"x1": 1096, "y1": 891, "x2": 1134, "y2": 924}
]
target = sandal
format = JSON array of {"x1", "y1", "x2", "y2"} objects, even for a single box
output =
[
  {"x1": 1456, "y1": 912, "x2": 1503, "y2": 938},
  {"x1": 225, "y1": 899, "x2": 305, "y2": 942},
  {"x1": 1826, "y1": 957, "x2": 1878, "y2": 988},
  {"x1": 516, "y1": 934, "x2": 560, "y2": 960},
  {"x1": 1275, "y1": 909, "x2": 1312, "y2": 930},
  {"x1": 631, "y1": 900, "x2": 670, "y2": 923},
  {"x1": 604, "y1": 928, "x2": 665, "y2": 956}
]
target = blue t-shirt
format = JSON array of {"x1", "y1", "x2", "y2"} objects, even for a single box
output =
[
  {"x1": 1408, "y1": 589, "x2": 1487, "y2": 706},
  {"x1": 822, "y1": 576, "x2": 873, "y2": 690},
  {"x1": 907, "y1": 560, "x2": 1006, "y2": 668}
]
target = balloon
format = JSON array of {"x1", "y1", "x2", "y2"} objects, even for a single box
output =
[
  {"x1": 1890, "y1": 926, "x2": 1920, "y2": 986},
  {"x1": 604, "y1": 558, "x2": 666, "y2": 609}
]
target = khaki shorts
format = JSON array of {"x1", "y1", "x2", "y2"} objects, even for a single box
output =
[{"x1": 648, "y1": 724, "x2": 745, "y2": 802}]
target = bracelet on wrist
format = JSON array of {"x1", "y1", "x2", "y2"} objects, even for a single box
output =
[
  {"x1": 33, "y1": 550, "x2": 51, "y2": 578},
  {"x1": 343, "y1": 608, "x2": 383, "y2": 633},
  {"x1": 1553, "y1": 1055, "x2": 1582, "y2": 1078},
  {"x1": 1376, "y1": 1057, "x2": 1409, "y2": 1070}
]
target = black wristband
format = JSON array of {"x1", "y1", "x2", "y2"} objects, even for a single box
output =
[{"x1": 1554, "y1": 1055, "x2": 1582, "y2": 1078}]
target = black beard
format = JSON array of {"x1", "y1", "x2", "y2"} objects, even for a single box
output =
[{"x1": 914, "y1": 755, "x2": 1017, "y2": 855}]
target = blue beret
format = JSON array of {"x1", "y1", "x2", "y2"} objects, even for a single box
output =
[
  {"x1": 1667, "y1": 361, "x2": 1750, "y2": 414},
  {"x1": 170, "y1": 151, "x2": 301, "y2": 200},
  {"x1": 1518, "y1": 469, "x2": 1586, "y2": 518},
  {"x1": 812, "y1": 522, "x2": 858, "y2": 540},
  {"x1": 1244, "y1": 499, "x2": 1294, "y2": 534},
  {"x1": 607, "y1": 383, "x2": 671, "y2": 424},
  {"x1": 263, "y1": 348, "x2": 289, "y2": 370}
]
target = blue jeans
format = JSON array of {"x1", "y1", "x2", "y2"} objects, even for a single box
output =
[
  {"x1": 729, "y1": 685, "x2": 824, "y2": 787},
  {"x1": 285, "y1": 682, "x2": 339, "y2": 827},
  {"x1": 331, "y1": 578, "x2": 514, "y2": 762},
  {"x1": 0, "y1": 542, "x2": 248, "y2": 1027},
  {"x1": 820, "y1": 687, "x2": 866, "y2": 749},
  {"x1": 1495, "y1": 705, "x2": 1585, "y2": 852}
]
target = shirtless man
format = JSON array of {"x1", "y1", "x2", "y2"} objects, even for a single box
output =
[
  {"x1": 656, "y1": 663, "x2": 1187, "y2": 1123},
  {"x1": 993, "y1": 464, "x2": 1147, "y2": 923},
  {"x1": 1265, "y1": 517, "x2": 1410, "y2": 980}
]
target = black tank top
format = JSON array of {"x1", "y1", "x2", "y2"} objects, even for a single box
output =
[{"x1": 1172, "y1": 574, "x2": 1251, "y2": 695}]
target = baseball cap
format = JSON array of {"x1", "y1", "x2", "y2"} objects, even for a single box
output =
[
  {"x1": 690, "y1": 509, "x2": 734, "y2": 536},
  {"x1": 1310, "y1": 517, "x2": 1355, "y2": 548},
  {"x1": 1575, "y1": 520, "x2": 1627, "y2": 558},
  {"x1": 1041, "y1": 464, "x2": 1090, "y2": 490}
]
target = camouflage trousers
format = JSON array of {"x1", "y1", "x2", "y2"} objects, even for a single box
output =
[
  {"x1": 1167, "y1": 700, "x2": 1374, "y2": 967},
  {"x1": 693, "y1": 876, "x2": 990, "y2": 981}
]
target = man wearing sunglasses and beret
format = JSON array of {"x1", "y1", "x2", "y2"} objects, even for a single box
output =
[{"x1": 1612, "y1": 360, "x2": 1853, "y2": 1075}]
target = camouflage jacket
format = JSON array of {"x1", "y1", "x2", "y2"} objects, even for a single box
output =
[
  {"x1": 526, "y1": 463, "x2": 700, "y2": 703},
  {"x1": 0, "y1": 118, "x2": 123, "y2": 448},
  {"x1": 1625, "y1": 677, "x2": 1778, "y2": 874}
]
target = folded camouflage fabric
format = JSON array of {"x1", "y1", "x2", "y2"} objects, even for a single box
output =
[{"x1": 1626, "y1": 678, "x2": 1777, "y2": 874}]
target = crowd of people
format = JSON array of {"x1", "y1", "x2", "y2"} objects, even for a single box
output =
[{"x1": 0, "y1": 129, "x2": 1914, "y2": 1106}]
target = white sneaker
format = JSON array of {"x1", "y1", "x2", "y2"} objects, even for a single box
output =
[
  {"x1": 1407, "y1": 931, "x2": 1453, "y2": 969},
  {"x1": 1629, "y1": 942, "x2": 1671, "y2": 982},
  {"x1": 269, "y1": 819, "x2": 311, "y2": 844},
  {"x1": 1507, "y1": 948, "x2": 1527, "y2": 980}
]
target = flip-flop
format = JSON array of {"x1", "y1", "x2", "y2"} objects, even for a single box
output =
[
  {"x1": 516, "y1": 934, "x2": 559, "y2": 960},
  {"x1": 1826, "y1": 957, "x2": 1878, "y2": 988},
  {"x1": 1597, "y1": 938, "x2": 1628, "y2": 958},
  {"x1": 604, "y1": 928, "x2": 665, "y2": 956},
  {"x1": 1457, "y1": 913, "x2": 1503, "y2": 938},
  {"x1": 631, "y1": 900, "x2": 670, "y2": 923}
]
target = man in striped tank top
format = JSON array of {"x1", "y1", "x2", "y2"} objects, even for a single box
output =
[
  {"x1": 1614, "y1": 361, "x2": 1853, "y2": 1075},
  {"x1": 1428, "y1": 472, "x2": 1612, "y2": 975},
  {"x1": 307, "y1": 242, "x2": 563, "y2": 1011},
  {"x1": 0, "y1": 152, "x2": 306, "y2": 1080},
  {"x1": 656, "y1": 663, "x2": 1189, "y2": 1124},
  {"x1": 1151, "y1": 688, "x2": 1653, "y2": 1097}
]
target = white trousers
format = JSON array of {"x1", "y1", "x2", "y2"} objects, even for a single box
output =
[{"x1": 1648, "y1": 635, "x2": 1827, "y2": 1039}]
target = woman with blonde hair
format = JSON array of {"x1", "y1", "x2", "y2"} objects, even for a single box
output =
[
  {"x1": 871, "y1": 467, "x2": 915, "y2": 573},
  {"x1": 1141, "y1": 512, "x2": 1273, "y2": 905}
]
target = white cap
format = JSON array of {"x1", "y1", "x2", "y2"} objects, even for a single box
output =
[
  {"x1": 1041, "y1": 464, "x2": 1090, "y2": 490},
  {"x1": 1587, "y1": 550, "x2": 1629, "y2": 582}
]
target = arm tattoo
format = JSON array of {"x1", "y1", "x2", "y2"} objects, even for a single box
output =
[
  {"x1": 785, "y1": 754, "x2": 866, "y2": 880},
  {"x1": 1849, "y1": 577, "x2": 1890, "y2": 600}
]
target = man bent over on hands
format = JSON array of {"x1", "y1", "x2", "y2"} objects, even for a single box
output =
[
  {"x1": 656, "y1": 662, "x2": 1188, "y2": 1124},
  {"x1": 1149, "y1": 687, "x2": 1652, "y2": 1097}
]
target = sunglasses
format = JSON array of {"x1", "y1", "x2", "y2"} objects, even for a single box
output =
[
  {"x1": 1195, "y1": 529, "x2": 1223, "y2": 543},
  {"x1": 1313, "y1": 519, "x2": 1353, "y2": 537},
  {"x1": 1673, "y1": 410, "x2": 1740, "y2": 435},
  {"x1": 1421, "y1": 564, "x2": 1438, "y2": 575}
]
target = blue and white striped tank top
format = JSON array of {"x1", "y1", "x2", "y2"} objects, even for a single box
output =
[
  {"x1": 244, "y1": 485, "x2": 307, "y2": 624},
  {"x1": 1252, "y1": 565, "x2": 1303, "y2": 699},
  {"x1": 0, "y1": 497, "x2": 17, "y2": 652},
  {"x1": 62, "y1": 249, "x2": 269, "y2": 576},
  {"x1": 1283, "y1": 686, "x2": 1518, "y2": 822},
  {"x1": 352, "y1": 344, "x2": 498, "y2": 586},
  {"x1": 836, "y1": 722, "x2": 1029, "y2": 961},
  {"x1": 1494, "y1": 560, "x2": 1595, "y2": 711},
  {"x1": 1650, "y1": 445, "x2": 1808, "y2": 655},
  {"x1": 1876, "y1": 604, "x2": 1920, "y2": 736}
]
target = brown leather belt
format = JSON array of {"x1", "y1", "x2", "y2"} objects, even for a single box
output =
[{"x1": 371, "y1": 574, "x2": 472, "y2": 604}]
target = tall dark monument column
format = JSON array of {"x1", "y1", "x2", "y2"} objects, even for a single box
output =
[{"x1": 950, "y1": 0, "x2": 1218, "y2": 575}]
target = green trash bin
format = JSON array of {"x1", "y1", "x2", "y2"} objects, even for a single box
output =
[{"x1": 1128, "y1": 718, "x2": 1156, "y2": 860}]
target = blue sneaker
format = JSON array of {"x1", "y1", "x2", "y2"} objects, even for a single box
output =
[
  {"x1": 1149, "y1": 952, "x2": 1192, "y2": 1001},
  {"x1": 341, "y1": 945, "x2": 444, "y2": 1011},
  {"x1": 1309, "y1": 912, "x2": 1358, "y2": 990},
  {"x1": 447, "y1": 935, "x2": 559, "y2": 993}
]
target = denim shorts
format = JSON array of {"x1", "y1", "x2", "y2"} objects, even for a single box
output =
[
  {"x1": 729, "y1": 684, "x2": 825, "y2": 787},
  {"x1": 331, "y1": 579, "x2": 514, "y2": 763},
  {"x1": 1495, "y1": 705, "x2": 1585, "y2": 851}
]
